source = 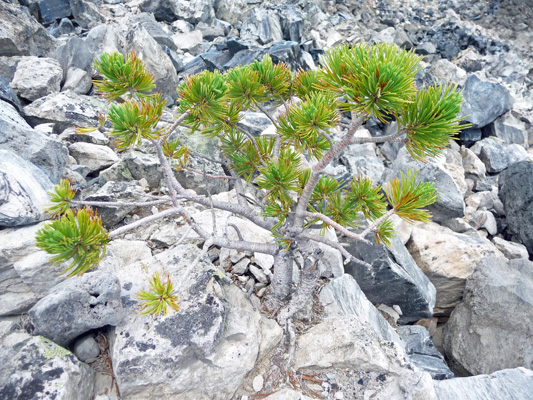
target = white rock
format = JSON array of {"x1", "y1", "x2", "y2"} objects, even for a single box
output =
[
  {"x1": 11, "y1": 56, "x2": 63, "y2": 101},
  {"x1": 252, "y1": 375, "x2": 264, "y2": 392},
  {"x1": 492, "y1": 237, "x2": 529, "y2": 259},
  {"x1": 68, "y1": 142, "x2": 119, "y2": 173}
]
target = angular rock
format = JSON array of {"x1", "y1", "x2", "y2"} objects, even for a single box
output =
[
  {"x1": 68, "y1": 142, "x2": 119, "y2": 173},
  {"x1": 28, "y1": 271, "x2": 123, "y2": 347},
  {"x1": 470, "y1": 137, "x2": 528, "y2": 173},
  {"x1": 241, "y1": 9, "x2": 283, "y2": 45},
  {"x1": 127, "y1": 12, "x2": 177, "y2": 50},
  {"x1": 0, "y1": 150, "x2": 54, "y2": 227},
  {"x1": 0, "y1": 76, "x2": 22, "y2": 112},
  {"x1": 407, "y1": 222, "x2": 502, "y2": 316},
  {"x1": 277, "y1": 4, "x2": 304, "y2": 42},
  {"x1": 382, "y1": 147, "x2": 465, "y2": 223},
  {"x1": 459, "y1": 75, "x2": 514, "y2": 129},
  {"x1": 461, "y1": 146, "x2": 486, "y2": 178},
  {"x1": 39, "y1": 0, "x2": 72, "y2": 25},
  {"x1": 340, "y1": 143, "x2": 385, "y2": 184},
  {"x1": 498, "y1": 161, "x2": 533, "y2": 254},
  {"x1": 50, "y1": 18, "x2": 75, "y2": 37},
  {"x1": 397, "y1": 325, "x2": 453, "y2": 380},
  {"x1": 443, "y1": 257, "x2": 533, "y2": 375},
  {"x1": 55, "y1": 36, "x2": 96, "y2": 81},
  {"x1": 237, "y1": 111, "x2": 273, "y2": 137},
  {"x1": 122, "y1": 151, "x2": 161, "y2": 189},
  {"x1": 102, "y1": 244, "x2": 282, "y2": 400},
  {"x1": 213, "y1": 0, "x2": 249, "y2": 26},
  {"x1": 484, "y1": 113, "x2": 528, "y2": 148},
  {"x1": 344, "y1": 237, "x2": 436, "y2": 323},
  {"x1": 172, "y1": 30, "x2": 204, "y2": 54},
  {"x1": 62, "y1": 67, "x2": 92, "y2": 94},
  {"x1": 0, "y1": 2, "x2": 56, "y2": 57},
  {"x1": 0, "y1": 332, "x2": 94, "y2": 400},
  {"x1": 433, "y1": 368, "x2": 533, "y2": 400},
  {"x1": 23, "y1": 91, "x2": 106, "y2": 133},
  {"x1": 11, "y1": 56, "x2": 63, "y2": 101},
  {"x1": 492, "y1": 237, "x2": 529, "y2": 260},
  {"x1": 140, "y1": 0, "x2": 215, "y2": 25}
]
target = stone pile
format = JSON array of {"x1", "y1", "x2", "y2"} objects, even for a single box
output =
[{"x1": 1, "y1": 0, "x2": 532, "y2": 399}]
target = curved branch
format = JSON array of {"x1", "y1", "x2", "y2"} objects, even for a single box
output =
[{"x1": 305, "y1": 212, "x2": 372, "y2": 245}]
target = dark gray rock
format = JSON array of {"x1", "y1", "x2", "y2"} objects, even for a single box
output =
[
  {"x1": 39, "y1": 0, "x2": 72, "y2": 25},
  {"x1": 28, "y1": 271, "x2": 123, "y2": 347},
  {"x1": 226, "y1": 36, "x2": 258, "y2": 56},
  {"x1": 0, "y1": 2, "x2": 57, "y2": 57},
  {"x1": 50, "y1": 18, "x2": 75, "y2": 37},
  {"x1": 459, "y1": 127, "x2": 482, "y2": 145},
  {"x1": 470, "y1": 138, "x2": 528, "y2": 174},
  {"x1": 277, "y1": 4, "x2": 304, "y2": 42},
  {"x1": 180, "y1": 56, "x2": 208, "y2": 77},
  {"x1": 55, "y1": 37, "x2": 95, "y2": 80},
  {"x1": 459, "y1": 75, "x2": 514, "y2": 129},
  {"x1": 0, "y1": 150, "x2": 54, "y2": 227},
  {"x1": 397, "y1": 325, "x2": 453, "y2": 380},
  {"x1": 483, "y1": 113, "x2": 528, "y2": 148},
  {"x1": 200, "y1": 49, "x2": 232, "y2": 72},
  {"x1": 224, "y1": 48, "x2": 266, "y2": 70},
  {"x1": 416, "y1": 42, "x2": 437, "y2": 55},
  {"x1": 0, "y1": 76, "x2": 22, "y2": 112},
  {"x1": 161, "y1": 45, "x2": 184, "y2": 73},
  {"x1": 499, "y1": 161, "x2": 533, "y2": 254},
  {"x1": 240, "y1": 8, "x2": 283, "y2": 45},
  {"x1": 344, "y1": 236, "x2": 436, "y2": 323},
  {"x1": 0, "y1": 100, "x2": 67, "y2": 182},
  {"x1": 140, "y1": 0, "x2": 215, "y2": 25},
  {"x1": 0, "y1": 332, "x2": 94, "y2": 400},
  {"x1": 443, "y1": 257, "x2": 533, "y2": 375},
  {"x1": 434, "y1": 368, "x2": 533, "y2": 400}
]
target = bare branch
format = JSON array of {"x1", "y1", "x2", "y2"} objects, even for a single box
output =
[
  {"x1": 228, "y1": 223, "x2": 243, "y2": 241},
  {"x1": 109, "y1": 208, "x2": 182, "y2": 238},
  {"x1": 305, "y1": 212, "x2": 372, "y2": 245},
  {"x1": 358, "y1": 208, "x2": 396, "y2": 238},
  {"x1": 165, "y1": 112, "x2": 191, "y2": 137},
  {"x1": 71, "y1": 198, "x2": 172, "y2": 208},
  {"x1": 351, "y1": 127, "x2": 406, "y2": 144},
  {"x1": 319, "y1": 129, "x2": 334, "y2": 148},
  {"x1": 189, "y1": 151, "x2": 225, "y2": 165},
  {"x1": 257, "y1": 103, "x2": 277, "y2": 125}
]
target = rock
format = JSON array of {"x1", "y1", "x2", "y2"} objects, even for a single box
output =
[
  {"x1": 11, "y1": 56, "x2": 63, "y2": 101},
  {"x1": 102, "y1": 244, "x2": 282, "y2": 400},
  {"x1": 140, "y1": 0, "x2": 215, "y2": 25},
  {"x1": 122, "y1": 151, "x2": 161, "y2": 189},
  {"x1": 161, "y1": 45, "x2": 184, "y2": 73},
  {"x1": 470, "y1": 137, "x2": 528, "y2": 173},
  {"x1": 459, "y1": 75, "x2": 514, "y2": 129},
  {"x1": 492, "y1": 237, "x2": 529, "y2": 260},
  {"x1": 28, "y1": 271, "x2": 123, "y2": 347},
  {"x1": 237, "y1": 111, "x2": 273, "y2": 137},
  {"x1": 344, "y1": 236, "x2": 436, "y2": 323},
  {"x1": 484, "y1": 113, "x2": 528, "y2": 148},
  {"x1": 23, "y1": 91, "x2": 106, "y2": 133},
  {"x1": 0, "y1": 150, "x2": 54, "y2": 227},
  {"x1": 468, "y1": 210, "x2": 498, "y2": 235},
  {"x1": 214, "y1": 0, "x2": 249, "y2": 26},
  {"x1": 172, "y1": 30, "x2": 204, "y2": 54},
  {"x1": 50, "y1": 18, "x2": 75, "y2": 37},
  {"x1": 397, "y1": 325, "x2": 453, "y2": 380},
  {"x1": 127, "y1": 13, "x2": 177, "y2": 51},
  {"x1": 277, "y1": 4, "x2": 304, "y2": 42},
  {"x1": 196, "y1": 22, "x2": 225, "y2": 41},
  {"x1": 382, "y1": 147, "x2": 465, "y2": 223},
  {"x1": 461, "y1": 146, "x2": 486, "y2": 178},
  {"x1": 62, "y1": 67, "x2": 92, "y2": 94},
  {"x1": 241, "y1": 9, "x2": 283, "y2": 45},
  {"x1": 224, "y1": 48, "x2": 266, "y2": 70},
  {"x1": 443, "y1": 257, "x2": 533, "y2": 375},
  {"x1": 107, "y1": 240, "x2": 152, "y2": 266},
  {"x1": 340, "y1": 143, "x2": 385, "y2": 184},
  {"x1": 68, "y1": 143, "x2": 119, "y2": 173},
  {"x1": 0, "y1": 76, "x2": 22, "y2": 112},
  {"x1": 55, "y1": 37, "x2": 96, "y2": 81},
  {"x1": 459, "y1": 127, "x2": 482, "y2": 145},
  {"x1": 0, "y1": 331, "x2": 94, "y2": 400},
  {"x1": 416, "y1": 42, "x2": 437, "y2": 55},
  {"x1": 72, "y1": 333, "x2": 100, "y2": 362},
  {"x1": 428, "y1": 59, "x2": 467, "y2": 86},
  {"x1": 0, "y1": 222, "x2": 68, "y2": 315},
  {"x1": 83, "y1": 181, "x2": 146, "y2": 227},
  {"x1": 433, "y1": 368, "x2": 533, "y2": 400},
  {"x1": 320, "y1": 274, "x2": 402, "y2": 346},
  {"x1": 0, "y1": 100, "x2": 67, "y2": 183},
  {"x1": 232, "y1": 257, "x2": 250, "y2": 275},
  {"x1": 407, "y1": 222, "x2": 502, "y2": 316},
  {"x1": 38, "y1": 0, "x2": 72, "y2": 25},
  {"x1": 0, "y1": 2, "x2": 56, "y2": 57}
]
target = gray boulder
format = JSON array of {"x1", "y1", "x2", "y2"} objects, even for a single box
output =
[
  {"x1": 0, "y1": 100, "x2": 67, "y2": 182},
  {"x1": 382, "y1": 147, "x2": 465, "y2": 223},
  {"x1": 397, "y1": 325, "x2": 453, "y2": 380},
  {"x1": 123, "y1": 151, "x2": 162, "y2": 189},
  {"x1": 241, "y1": 9, "x2": 283, "y2": 45},
  {"x1": 0, "y1": 332, "x2": 94, "y2": 400},
  {"x1": 55, "y1": 36, "x2": 97, "y2": 81},
  {"x1": 340, "y1": 143, "x2": 385, "y2": 184},
  {"x1": 0, "y1": 150, "x2": 54, "y2": 227},
  {"x1": 122, "y1": 12, "x2": 177, "y2": 51},
  {"x1": 0, "y1": 76, "x2": 22, "y2": 112},
  {"x1": 484, "y1": 113, "x2": 528, "y2": 148},
  {"x1": 62, "y1": 67, "x2": 92, "y2": 94},
  {"x1": 68, "y1": 142, "x2": 119, "y2": 174},
  {"x1": 11, "y1": 56, "x2": 63, "y2": 101},
  {"x1": 499, "y1": 161, "x2": 533, "y2": 254},
  {"x1": 38, "y1": 0, "x2": 72, "y2": 25},
  {"x1": 140, "y1": 0, "x2": 215, "y2": 25},
  {"x1": 23, "y1": 91, "x2": 106, "y2": 133},
  {"x1": 433, "y1": 368, "x2": 533, "y2": 400},
  {"x1": 237, "y1": 111, "x2": 273, "y2": 137},
  {"x1": 28, "y1": 271, "x2": 123, "y2": 347},
  {"x1": 214, "y1": 0, "x2": 249, "y2": 26},
  {"x1": 0, "y1": 2, "x2": 56, "y2": 57},
  {"x1": 443, "y1": 257, "x2": 533, "y2": 375},
  {"x1": 470, "y1": 137, "x2": 528, "y2": 174},
  {"x1": 459, "y1": 75, "x2": 514, "y2": 129},
  {"x1": 344, "y1": 236, "x2": 436, "y2": 323}
]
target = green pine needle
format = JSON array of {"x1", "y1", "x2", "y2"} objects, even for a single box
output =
[
  {"x1": 374, "y1": 218, "x2": 396, "y2": 247},
  {"x1": 345, "y1": 174, "x2": 387, "y2": 220},
  {"x1": 137, "y1": 273, "x2": 180, "y2": 316},
  {"x1": 46, "y1": 179, "x2": 76, "y2": 218}
]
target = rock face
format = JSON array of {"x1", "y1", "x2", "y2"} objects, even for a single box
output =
[
  {"x1": 442, "y1": 257, "x2": 533, "y2": 375},
  {"x1": 0, "y1": 100, "x2": 67, "y2": 182},
  {"x1": 499, "y1": 161, "x2": 533, "y2": 254},
  {"x1": 28, "y1": 271, "x2": 123, "y2": 347},
  {"x1": 0, "y1": 150, "x2": 54, "y2": 227},
  {"x1": 0, "y1": 332, "x2": 94, "y2": 400},
  {"x1": 11, "y1": 57, "x2": 63, "y2": 101},
  {"x1": 102, "y1": 244, "x2": 282, "y2": 400},
  {"x1": 0, "y1": 2, "x2": 56, "y2": 57},
  {"x1": 407, "y1": 222, "x2": 502, "y2": 316},
  {"x1": 459, "y1": 75, "x2": 514, "y2": 128},
  {"x1": 344, "y1": 237, "x2": 436, "y2": 323},
  {"x1": 433, "y1": 368, "x2": 533, "y2": 400}
]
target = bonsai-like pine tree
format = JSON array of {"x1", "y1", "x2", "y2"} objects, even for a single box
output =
[{"x1": 36, "y1": 44, "x2": 466, "y2": 379}]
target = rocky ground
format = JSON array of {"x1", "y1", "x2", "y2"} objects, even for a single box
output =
[{"x1": 1, "y1": 0, "x2": 533, "y2": 399}]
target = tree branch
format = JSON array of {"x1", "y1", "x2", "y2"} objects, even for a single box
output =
[
  {"x1": 358, "y1": 208, "x2": 396, "y2": 238},
  {"x1": 351, "y1": 127, "x2": 406, "y2": 144},
  {"x1": 109, "y1": 208, "x2": 182, "y2": 238},
  {"x1": 71, "y1": 198, "x2": 172, "y2": 208},
  {"x1": 305, "y1": 212, "x2": 372, "y2": 245}
]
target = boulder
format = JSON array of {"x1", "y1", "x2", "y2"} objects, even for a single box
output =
[
  {"x1": 0, "y1": 150, "x2": 55, "y2": 227},
  {"x1": 0, "y1": 222, "x2": 68, "y2": 316},
  {"x1": 11, "y1": 56, "x2": 63, "y2": 101},
  {"x1": 127, "y1": 13, "x2": 177, "y2": 51},
  {"x1": 68, "y1": 142, "x2": 119, "y2": 173},
  {"x1": 340, "y1": 143, "x2": 385, "y2": 184},
  {"x1": 28, "y1": 271, "x2": 123, "y2": 347},
  {"x1": 484, "y1": 113, "x2": 528, "y2": 148},
  {"x1": 0, "y1": 76, "x2": 22, "y2": 112},
  {"x1": 459, "y1": 75, "x2": 514, "y2": 129},
  {"x1": 101, "y1": 244, "x2": 282, "y2": 400},
  {"x1": 0, "y1": 2, "x2": 56, "y2": 57},
  {"x1": 237, "y1": 111, "x2": 273, "y2": 137},
  {"x1": 172, "y1": 30, "x2": 204, "y2": 54},
  {"x1": 492, "y1": 237, "x2": 529, "y2": 260},
  {"x1": 23, "y1": 91, "x2": 106, "y2": 133},
  {"x1": 397, "y1": 325, "x2": 453, "y2": 380},
  {"x1": 382, "y1": 148, "x2": 465, "y2": 223},
  {"x1": 213, "y1": 0, "x2": 249, "y2": 26},
  {"x1": 0, "y1": 100, "x2": 67, "y2": 182},
  {"x1": 62, "y1": 67, "x2": 92, "y2": 94},
  {"x1": 433, "y1": 368, "x2": 533, "y2": 400},
  {"x1": 407, "y1": 222, "x2": 502, "y2": 316},
  {"x1": 470, "y1": 137, "x2": 528, "y2": 173},
  {"x1": 55, "y1": 36, "x2": 96, "y2": 81},
  {"x1": 443, "y1": 257, "x2": 533, "y2": 375},
  {"x1": 240, "y1": 9, "x2": 283, "y2": 45},
  {"x1": 499, "y1": 161, "x2": 533, "y2": 254},
  {"x1": 38, "y1": 0, "x2": 72, "y2": 25},
  {"x1": 344, "y1": 237, "x2": 436, "y2": 323},
  {"x1": 140, "y1": 0, "x2": 215, "y2": 25},
  {"x1": 0, "y1": 332, "x2": 94, "y2": 400}
]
